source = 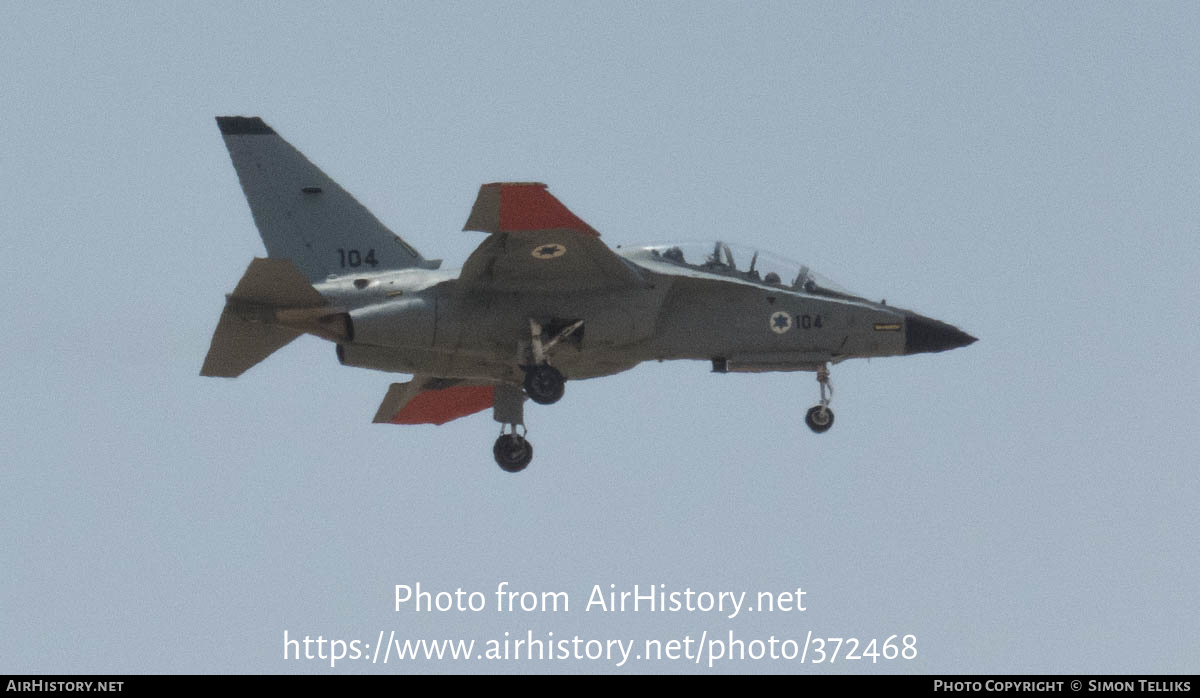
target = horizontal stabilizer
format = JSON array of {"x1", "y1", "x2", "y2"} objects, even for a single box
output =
[
  {"x1": 373, "y1": 377, "x2": 495, "y2": 425},
  {"x1": 200, "y1": 258, "x2": 327, "y2": 378},
  {"x1": 230, "y1": 257, "x2": 326, "y2": 307},
  {"x1": 200, "y1": 312, "x2": 302, "y2": 377}
]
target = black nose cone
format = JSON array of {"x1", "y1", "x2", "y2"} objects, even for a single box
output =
[{"x1": 904, "y1": 312, "x2": 977, "y2": 355}]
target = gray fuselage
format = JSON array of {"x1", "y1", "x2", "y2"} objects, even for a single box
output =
[{"x1": 320, "y1": 247, "x2": 942, "y2": 386}]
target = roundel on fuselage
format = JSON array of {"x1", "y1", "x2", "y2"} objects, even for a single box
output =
[{"x1": 770, "y1": 311, "x2": 792, "y2": 334}]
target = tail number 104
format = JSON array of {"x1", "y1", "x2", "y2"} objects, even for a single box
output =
[{"x1": 337, "y1": 249, "x2": 378, "y2": 268}]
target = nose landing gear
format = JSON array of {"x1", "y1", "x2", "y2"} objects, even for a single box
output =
[{"x1": 805, "y1": 364, "x2": 835, "y2": 433}]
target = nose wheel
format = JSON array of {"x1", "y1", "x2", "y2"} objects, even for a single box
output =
[
  {"x1": 805, "y1": 405, "x2": 834, "y2": 433},
  {"x1": 805, "y1": 364, "x2": 835, "y2": 434},
  {"x1": 493, "y1": 425, "x2": 533, "y2": 473}
]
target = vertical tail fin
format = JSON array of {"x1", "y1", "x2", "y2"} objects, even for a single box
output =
[{"x1": 215, "y1": 116, "x2": 438, "y2": 282}]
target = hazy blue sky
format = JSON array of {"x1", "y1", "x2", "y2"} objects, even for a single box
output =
[{"x1": 3, "y1": 2, "x2": 1197, "y2": 674}]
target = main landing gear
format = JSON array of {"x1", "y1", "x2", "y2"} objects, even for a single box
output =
[
  {"x1": 521, "y1": 318, "x2": 581, "y2": 405},
  {"x1": 523, "y1": 364, "x2": 565, "y2": 405},
  {"x1": 805, "y1": 364, "x2": 835, "y2": 434},
  {"x1": 493, "y1": 425, "x2": 533, "y2": 473},
  {"x1": 491, "y1": 383, "x2": 534, "y2": 473},
  {"x1": 491, "y1": 319, "x2": 583, "y2": 472}
]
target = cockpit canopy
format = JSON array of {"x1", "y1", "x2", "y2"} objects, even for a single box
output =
[{"x1": 633, "y1": 242, "x2": 852, "y2": 296}]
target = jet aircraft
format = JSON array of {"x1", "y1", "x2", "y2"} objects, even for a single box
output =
[{"x1": 203, "y1": 117, "x2": 975, "y2": 472}]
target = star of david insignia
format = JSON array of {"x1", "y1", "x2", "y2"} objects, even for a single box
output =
[
  {"x1": 770, "y1": 311, "x2": 792, "y2": 334},
  {"x1": 531, "y1": 244, "x2": 566, "y2": 259}
]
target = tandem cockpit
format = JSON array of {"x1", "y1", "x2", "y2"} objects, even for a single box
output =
[{"x1": 628, "y1": 241, "x2": 857, "y2": 299}]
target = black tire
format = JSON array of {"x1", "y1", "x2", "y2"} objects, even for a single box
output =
[
  {"x1": 493, "y1": 433, "x2": 533, "y2": 472},
  {"x1": 805, "y1": 405, "x2": 834, "y2": 433},
  {"x1": 523, "y1": 364, "x2": 565, "y2": 405}
]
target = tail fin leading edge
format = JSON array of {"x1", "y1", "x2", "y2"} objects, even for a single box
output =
[{"x1": 215, "y1": 116, "x2": 437, "y2": 282}]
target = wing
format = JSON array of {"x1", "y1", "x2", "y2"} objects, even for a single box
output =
[
  {"x1": 372, "y1": 376, "x2": 495, "y2": 425},
  {"x1": 458, "y1": 182, "x2": 642, "y2": 293}
]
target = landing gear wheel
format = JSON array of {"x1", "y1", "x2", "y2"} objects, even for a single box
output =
[
  {"x1": 805, "y1": 363, "x2": 835, "y2": 433},
  {"x1": 493, "y1": 433, "x2": 533, "y2": 472},
  {"x1": 805, "y1": 405, "x2": 834, "y2": 433},
  {"x1": 523, "y1": 364, "x2": 565, "y2": 405}
]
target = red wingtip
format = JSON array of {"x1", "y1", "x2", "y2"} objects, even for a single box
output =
[
  {"x1": 388, "y1": 385, "x2": 495, "y2": 425},
  {"x1": 466, "y1": 182, "x2": 599, "y2": 237}
]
